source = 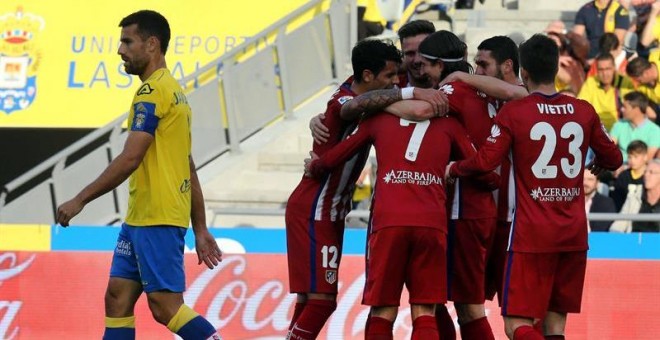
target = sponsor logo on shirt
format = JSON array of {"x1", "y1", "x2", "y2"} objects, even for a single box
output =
[
  {"x1": 115, "y1": 239, "x2": 132, "y2": 256},
  {"x1": 383, "y1": 169, "x2": 442, "y2": 186},
  {"x1": 487, "y1": 124, "x2": 501, "y2": 143},
  {"x1": 337, "y1": 95, "x2": 353, "y2": 105},
  {"x1": 530, "y1": 186, "x2": 581, "y2": 202},
  {"x1": 440, "y1": 84, "x2": 454, "y2": 95},
  {"x1": 180, "y1": 179, "x2": 191, "y2": 193},
  {"x1": 137, "y1": 83, "x2": 154, "y2": 96}
]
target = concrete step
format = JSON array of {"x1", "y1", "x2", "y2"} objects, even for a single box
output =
[{"x1": 518, "y1": 0, "x2": 582, "y2": 11}]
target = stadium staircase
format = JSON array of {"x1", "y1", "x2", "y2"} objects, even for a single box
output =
[
  {"x1": 206, "y1": 0, "x2": 586, "y2": 227},
  {"x1": 0, "y1": 0, "x2": 587, "y2": 228}
]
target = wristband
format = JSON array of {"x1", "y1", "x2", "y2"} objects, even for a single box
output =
[{"x1": 401, "y1": 87, "x2": 414, "y2": 100}]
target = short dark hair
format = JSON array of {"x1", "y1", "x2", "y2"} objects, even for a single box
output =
[
  {"x1": 119, "y1": 10, "x2": 171, "y2": 54},
  {"x1": 351, "y1": 39, "x2": 402, "y2": 82},
  {"x1": 397, "y1": 20, "x2": 435, "y2": 43},
  {"x1": 595, "y1": 53, "x2": 615, "y2": 64},
  {"x1": 418, "y1": 30, "x2": 472, "y2": 80},
  {"x1": 623, "y1": 91, "x2": 649, "y2": 112},
  {"x1": 598, "y1": 32, "x2": 619, "y2": 54},
  {"x1": 519, "y1": 34, "x2": 558, "y2": 84},
  {"x1": 627, "y1": 140, "x2": 648, "y2": 155},
  {"x1": 626, "y1": 57, "x2": 651, "y2": 78},
  {"x1": 477, "y1": 35, "x2": 520, "y2": 75}
]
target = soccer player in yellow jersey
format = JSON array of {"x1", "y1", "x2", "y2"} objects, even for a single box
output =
[{"x1": 56, "y1": 10, "x2": 223, "y2": 340}]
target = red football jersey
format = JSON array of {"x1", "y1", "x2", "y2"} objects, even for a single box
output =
[
  {"x1": 487, "y1": 88, "x2": 524, "y2": 223},
  {"x1": 450, "y1": 93, "x2": 623, "y2": 252},
  {"x1": 442, "y1": 81, "x2": 497, "y2": 219},
  {"x1": 309, "y1": 115, "x2": 495, "y2": 232},
  {"x1": 286, "y1": 77, "x2": 370, "y2": 222}
]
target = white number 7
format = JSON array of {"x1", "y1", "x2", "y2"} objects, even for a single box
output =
[{"x1": 400, "y1": 118, "x2": 430, "y2": 162}]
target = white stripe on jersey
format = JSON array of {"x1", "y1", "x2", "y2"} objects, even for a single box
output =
[{"x1": 450, "y1": 178, "x2": 461, "y2": 220}]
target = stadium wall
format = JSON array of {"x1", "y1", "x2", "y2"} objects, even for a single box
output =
[{"x1": 0, "y1": 226, "x2": 659, "y2": 339}]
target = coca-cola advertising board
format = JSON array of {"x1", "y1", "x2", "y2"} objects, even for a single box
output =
[{"x1": 1, "y1": 251, "x2": 660, "y2": 339}]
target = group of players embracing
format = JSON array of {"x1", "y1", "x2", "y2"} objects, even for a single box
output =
[{"x1": 285, "y1": 20, "x2": 622, "y2": 340}]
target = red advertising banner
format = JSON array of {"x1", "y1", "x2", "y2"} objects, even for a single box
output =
[{"x1": 0, "y1": 252, "x2": 659, "y2": 339}]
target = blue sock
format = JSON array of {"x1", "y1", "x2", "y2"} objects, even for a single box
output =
[
  {"x1": 103, "y1": 316, "x2": 136, "y2": 340},
  {"x1": 167, "y1": 305, "x2": 219, "y2": 340}
]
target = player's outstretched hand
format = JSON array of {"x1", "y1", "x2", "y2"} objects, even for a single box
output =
[
  {"x1": 413, "y1": 88, "x2": 448, "y2": 117},
  {"x1": 56, "y1": 198, "x2": 85, "y2": 227},
  {"x1": 586, "y1": 160, "x2": 605, "y2": 176},
  {"x1": 310, "y1": 113, "x2": 329, "y2": 144},
  {"x1": 195, "y1": 229, "x2": 223, "y2": 269},
  {"x1": 304, "y1": 151, "x2": 319, "y2": 177}
]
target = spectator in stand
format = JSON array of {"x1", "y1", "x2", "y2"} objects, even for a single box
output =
[
  {"x1": 611, "y1": 140, "x2": 649, "y2": 211},
  {"x1": 397, "y1": 20, "x2": 436, "y2": 88},
  {"x1": 638, "y1": 1, "x2": 660, "y2": 54},
  {"x1": 578, "y1": 53, "x2": 634, "y2": 131},
  {"x1": 584, "y1": 170, "x2": 618, "y2": 231},
  {"x1": 633, "y1": 158, "x2": 660, "y2": 232},
  {"x1": 610, "y1": 91, "x2": 660, "y2": 163},
  {"x1": 357, "y1": 0, "x2": 386, "y2": 41},
  {"x1": 545, "y1": 25, "x2": 590, "y2": 94},
  {"x1": 586, "y1": 32, "x2": 636, "y2": 77},
  {"x1": 624, "y1": 0, "x2": 656, "y2": 58},
  {"x1": 625, "y1": 57, "x2": 660, "y2": 123},
  {"x1": 573, "y1": 0, "x2": 631, "y2": 60}
]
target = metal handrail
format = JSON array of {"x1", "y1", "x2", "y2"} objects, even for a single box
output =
[
  {"x1": 0, "y1": 0, "x2": 330, "y2": 208},
  {"x1": 210, "y1": 208, "x2": 660, "y2": 222}
]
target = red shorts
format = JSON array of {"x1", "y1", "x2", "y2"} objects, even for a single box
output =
[
  {"x1": 447, "y1": 218, "x2": 497, "y2": 304},
  {"x1": 286, "y1": 210, "x2": 345, "y2": 294},
  {"x1": 485, "y1": 220, "x2": 511, "y2": 304},
  {"x1": 362, "y1": 226, "x2": 447, "y2": 306},
  {"x1": 501, "y1": 251, "x2": 587, "y2": 319}
]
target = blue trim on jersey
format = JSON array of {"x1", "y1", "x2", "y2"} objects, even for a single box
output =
[
  {"x1": 131, "y1": 102, "x2": 159, "y2": 135},
  {"x1": 501, "y1": 250, "x2": 514, "y2": 316},
  {"x1": 307, "y1": 174, "x2": 330, "y2": 292}
]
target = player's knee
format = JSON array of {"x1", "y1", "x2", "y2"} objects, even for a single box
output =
[
  {"x1": 104, "y1": 285, "x2": 133, "y2": 316},
  {"x1": 455, "y1": 303, "x2": 486, "y2": 324},
  {"x1": 146, "y1": 295, "x2": 181, "y2": 326}
]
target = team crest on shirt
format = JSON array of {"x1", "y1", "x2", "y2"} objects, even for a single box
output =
[
  {"x1": 440, "y1": 84, "x2": 454, "y2": 95},
  {"x1": 337, "y1": 95, "x2": 353, "y2": 105},
  {"x1": 137, "y1": 83, "x2": 154, "y2": 95},
  {"x1": 325, "y1": 270, "x2": 337, "y2": 284},
  {"x1": 134, "y1": 103, "x2": 148, "y2": 129}
]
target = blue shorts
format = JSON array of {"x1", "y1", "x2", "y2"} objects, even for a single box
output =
[{"x1": 109, "y1": 223, "x2": 188, "y2": 293}]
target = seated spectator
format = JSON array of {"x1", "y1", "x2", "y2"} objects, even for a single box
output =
[
  {"x1": 611, "y1": 140, "x2": 648, "y2": 211},
  {"x1": 578, "y1": 53, "x2": 634, "y2": 131},
  {"x1": 625, "y1": 56, "x2": 660, "y2": 122},
  {"x1": 573, "y1": 0, "x2": 631, "y2": 61},
  {"x1": 610, "y1": 91, "x2": 660, "y2": 162},
  {"x1": 633, "y1": 158, "x2": 660, "y2": 232},
  {"x1": 584, "y1": 170, "x2": 617, "y2": 231},
  {"x1": 586, "y1": 32, "x2": 636, "y2": 77}
]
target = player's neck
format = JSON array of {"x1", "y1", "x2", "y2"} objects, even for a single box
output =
[
  {"x1": 351, "y1": 81, "x2": 370, "y2": 95},
  {"x1": 527, "y1": 82, "x2": 556, "y2": 96},
  {"x1": 140, "y1": 56, "x2": 168, "y2": 81}
]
